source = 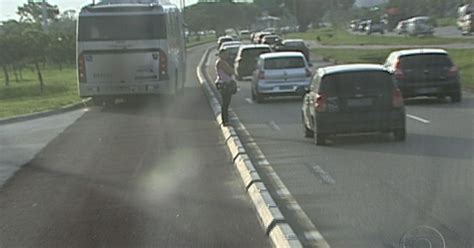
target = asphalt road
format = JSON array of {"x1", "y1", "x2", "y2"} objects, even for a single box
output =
[
  {"x1": 0, "y1": 44, "x2": 270, "y2": 248},
  {"x1": 208, "y1": 53, "x2": 474, "y2": 247}
]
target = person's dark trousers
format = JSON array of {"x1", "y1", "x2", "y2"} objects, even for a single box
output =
[{"x1": 220, "y1": 89, "x2": 233, "y2": 126}]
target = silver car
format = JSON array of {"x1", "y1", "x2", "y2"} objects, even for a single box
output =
[
  {"x1": 251, "y1": 52, "x2": 312, "y2": 103},
  {"x1": 406, "y1": 16, "x2": 434, "y2": 36}
]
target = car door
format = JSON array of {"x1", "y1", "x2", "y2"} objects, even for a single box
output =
[{"x1": 304, "y1": 74, "x2": 320, "y2": 129}]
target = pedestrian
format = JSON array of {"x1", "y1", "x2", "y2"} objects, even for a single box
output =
[{"x1": 215, "y1": 49, "x2": 237, "y2": 126}]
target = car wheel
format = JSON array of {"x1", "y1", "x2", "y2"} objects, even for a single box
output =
[
  {"x1": 393, "y1": 128, "x2": 406, "y2": 141},
  {"x1": 451, "y1": 92, "x2": 462, "y2": 103},
  {"x1": 302, "y1": 113, "x2": 314, "y2": 138},
  {"x1": 313, "y1": 117, "x2": 326, "y2": 145}
]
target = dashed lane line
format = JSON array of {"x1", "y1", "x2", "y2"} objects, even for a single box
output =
[
  {"x1": 245, "y1": 98, "x2": 254, "y2": 104},
  {"x1": 407, "y1": 114, "x2": 431, "y2": 124}
]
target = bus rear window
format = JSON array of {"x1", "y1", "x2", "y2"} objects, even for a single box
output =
[{"x1": 78, "y1": 14, "x2": 167, "y2": 41}]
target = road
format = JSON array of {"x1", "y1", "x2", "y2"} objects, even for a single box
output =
[
  {"x1": 207, "y1": 52, "x2": 474, "y2": 247},
  {"x1": 0, "y1": 44, "x2": 270, "y2": 248}
]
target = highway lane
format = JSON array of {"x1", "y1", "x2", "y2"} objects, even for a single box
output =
[
  {"x1": 0, "y1": 44, "x2": 270, "y2": 248},
  {"x1": 207, "y1": 52, "x2": 473, "y2": 247}
]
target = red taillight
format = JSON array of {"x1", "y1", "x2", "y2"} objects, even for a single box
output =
[
  {"x1": 78, "y1": 53, "x2": 86, "y2": 83},
  {"x1": 305, "y1": 68, "x2": 312, "y2": 77},
  {"x1": 393, "y1": 88, "x2": 404, "y2": 108},
  {"x1": 159, "y1": 50, "x2": 168, "y2": 80},
  {"x1": 394, "y1": 59, "x2": 405, "y2": 80},
  {"x1": 258, "y1": 70, "x2": 265, "y2": 80},
  {"x1": 448, "y1": 66, "x2": 458, "y2": 78},
  {"x1": 314, "y1": 93, "x2": 327, "y2": 112}
]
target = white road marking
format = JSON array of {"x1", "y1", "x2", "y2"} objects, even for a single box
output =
[
  {"x1": 232, "y1": 114, "x2": 331, "y2": 248},
  {"x1": 407, "y1": 114, "x2": 430, "y2": 124},
  {"x1": 269, "y1": 121, "x2": 281, "y2": 131},
  {"x1": 245, "y1": 98, "x2": 254, "y2": 104},
  {"x1": 311, "y1": 165, "x2": 336, "y2": 185}
]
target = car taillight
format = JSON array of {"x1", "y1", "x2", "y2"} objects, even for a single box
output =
[
  {"x1": 159, "y1": 50, "x2": 168, "y2": 80},
  {"x1": 305, "y1": 68, "x2": 312, "y2": 77},
  {"x1": 258, "y1": 70, "x2": 265, "y2": 79},
  {"x1": 394, "y1": 59, "x2": 405, "y2": 80},
  {"x1": 78, "y1": 53, "x2": 86, "y2": 83},
  {"x1": 448, "y1": 66, "x2": 459, "y2": 78},
  {"x1": 314, "y1": 93, "x2": 327, "y2": 112},
  {"x1": 393, "y1": 88, "x2": 404, "y2": 108}
]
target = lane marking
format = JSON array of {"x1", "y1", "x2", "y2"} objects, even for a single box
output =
[
  {"x1": 268, "y1": 121, "x2": 281, "y2": 131},
  {"x1": 407, "y1": 114, "x2": 430, "y2": 124},
  {"x1": 245, "y1": 98, "x2": 254, "y2": 104},
  {"x1": 233, "y1": 115, "x2": 330, "y2": 248},
  {"x1": 311, "y1": 165, "x2": 336, "y2": 185}
]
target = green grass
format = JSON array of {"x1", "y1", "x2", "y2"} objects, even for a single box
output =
[
  {"x1": 0, "y1": 66, "x2": 81, "y2": 118},
  {"x1": 286, "y1": 28, "x2": 473, "y2": 46},
  {"x1": 436, "y1": 17, "x2": 457, "y2": 27},
  {"x1": 314, "y1": 48, "x2": 474, "y2": 90},
  {"x1": 186, "y1": 35, "x2": 215, "y2": 48}
]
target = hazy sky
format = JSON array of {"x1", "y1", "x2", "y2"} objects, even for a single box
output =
[{"x1": 0, "y1": 0, "x2": 198, "y2": 21}]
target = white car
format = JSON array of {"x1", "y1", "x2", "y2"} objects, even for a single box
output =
[
  {"x1": 220, "y1": 41, "x2": 242, "y2": 50},
  {"x1": 251, "y1": 52, "x2": 312, "y2": 103}
]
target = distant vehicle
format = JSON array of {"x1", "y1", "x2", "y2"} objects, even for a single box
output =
[
  {"x1": 217, "y1": 36, "x2": 234, "y2": 49},
  {"x1": 220, "y1": 41, "x2": 241, "y2": 50},
  {"x1": 76, "y1": 2, "x2": 186, "y2": 104},
  {"x1": 239, "y1": 30, "x2": 251, "y2": 39},
  {"x1": 460, "y1": 13, "x2": 474, "y2": 35},
  {"x1": 383, "y1": 49, "x2": 461, "y2": 102},
  {"x1": 350, "y1": 19, "x2": 360, "y2": 31},
  {"x1": 221, "y1": 45, "x2": 241, "y2": 68},
  {"x1": 406, "y1": 16, "x2": 434, "y2": 36},
  {"x1": 457, "y1": 4, "x2": 474, "y2": 30},
  {"x1": 365, "y1": 20, "x2": 385, "y2": 35},
  {"x1": 251, "y1": 52, "x2": 312, "y2": 103},
  {"x1": 275, "y1": 39, "x2": 310, "y2": 62},
  {"x1": 261, "y1": 35, "x2": 282, "y2": 47},
  {"x1": 301, "y1": 64, "x2": 406, "y2": 145},
  {"x1": 395, "y1": 20, "x2": 408, "y2": 35},
  {"x1": 234, "y1": 44, "x2": 272, "y2": 80},
  {"x1": 255, "y1": 32, "x2": 272, "y2": 44},
  {"x1": 356, "y1": 20, "x2": 370, "y2": 32}
]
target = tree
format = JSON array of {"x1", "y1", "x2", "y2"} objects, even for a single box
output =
[{"x1": 17, "y1": 1, "x2": 60, "y2": 24}]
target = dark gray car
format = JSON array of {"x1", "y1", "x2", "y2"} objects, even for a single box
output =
[{"x1": 302, "y1": 64, "x2": 406, "y2": 145}]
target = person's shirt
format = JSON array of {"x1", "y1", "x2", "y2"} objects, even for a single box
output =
[{"x1": 215, "y1": 58, "x2": 233, "y2": 83}]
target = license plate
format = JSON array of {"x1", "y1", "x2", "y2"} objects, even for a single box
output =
[
  {"x1": 347, "y1": 98, "x2": 372, "y2": 107},
  {"x1": 416, "y1": 87, "x2": 438, "y2": 94}
]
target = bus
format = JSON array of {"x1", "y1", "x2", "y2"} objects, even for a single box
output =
[{"x1": 77, "y1": 1, "x2": 186, "y2": 105}]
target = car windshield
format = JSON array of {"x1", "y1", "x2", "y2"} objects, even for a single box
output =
[
  {"x1": 322, "y1": 71, "x2": 392, "y2": 95},
  {"x1": 264, "y1": 57, "x2": 305, "y2": 69},
  {"x1": 400, "y1": 54, "x2": 453, "y2": 68},
  {"x1": 1, "y1": 0, "x2": 473, "y2": 247}
]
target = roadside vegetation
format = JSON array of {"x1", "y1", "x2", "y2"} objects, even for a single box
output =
[
  {"x1": 286, "y1": 28, "x2": 474, "y2": 46},
  {"x1": 314, "y1": 48, "x2": 474, "y2": 90},
  {"x1": 436, "y1": 17, "x2": 457, "y2": 27}
]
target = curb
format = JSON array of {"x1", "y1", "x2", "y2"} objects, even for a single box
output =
[
  {"x1": 196, "y1": 47, "x2": 303, "y2": 248},
  {"x1": 0, "y1": 98, "x2": 91, "y2": 125}
]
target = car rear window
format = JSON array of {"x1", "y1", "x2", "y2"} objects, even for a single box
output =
[
  {"x1": 264, "y1": 57, "x2": 305, "y2": 69},
  {"x1": 284, "y1": 41, "x2": 305, "y2": 47},
  {"x1": 241, "y1": 48, "x2": 271, "y2": 59},
  {"x1": 400, "y1": 54, "x2": 453, "y2": 69},
  {"x1": 321, "y1": 71, "x2": 393, "y2": 96}
]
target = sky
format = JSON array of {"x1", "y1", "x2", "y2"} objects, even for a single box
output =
[{"x1": 0, "y1": 0, "x2": 198, "y2": 21}]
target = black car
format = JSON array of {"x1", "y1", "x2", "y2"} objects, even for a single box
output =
[
  {"x1": 275, "y1": 39, "x2": 310, "y2": 62},
  {"x1": 302, "y1": 64, "x2": 406, "y2": 145},
  {"x1": 383, "y1": 49, "x2": 461, "y2": 102}
]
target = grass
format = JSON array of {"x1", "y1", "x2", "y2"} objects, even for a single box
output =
[
  {"x1": 314, "y1": 48, "x2": 474, "y2": 90},
  {"x1": 286, "y1": 28, "x2": 473, "y2": 46},
  {"x1": 0, "y1": 66, "x2": 81, "y2": 118},
  {"x1": 186, "y1": 35, "x2": 215, "y2": 48},
  {"x1": 436, "y1": 17, "x2": 457, "y2": 27}
]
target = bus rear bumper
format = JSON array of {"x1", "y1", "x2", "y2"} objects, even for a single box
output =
[{"x1": 78, "y1": 82, "x2": 171, "y2": 97}]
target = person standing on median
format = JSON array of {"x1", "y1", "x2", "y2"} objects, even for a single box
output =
[{"x1": 215, "y1": 49, "x2": 237, "y2": 126}]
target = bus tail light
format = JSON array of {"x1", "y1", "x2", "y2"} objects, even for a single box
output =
[
  {"x1": 393, "y1": 88, "x2": 404, "y2": 108},
  {"x1": 78, "y1": 53, "x2": 87, "y2": 83},
  {"x1": 394, "y1": 59, "x2": 405, "y2": 81},
  {"x1": 448, "y1": 66, "x2": 459, "y2": 78},
  {"x1": 159, "y1": 50, "x2": 169, "y2": 80}
]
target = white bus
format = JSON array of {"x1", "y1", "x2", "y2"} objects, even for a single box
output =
[{"x1": 77, "y1": 1, "x2": 186, "y2": 105}]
